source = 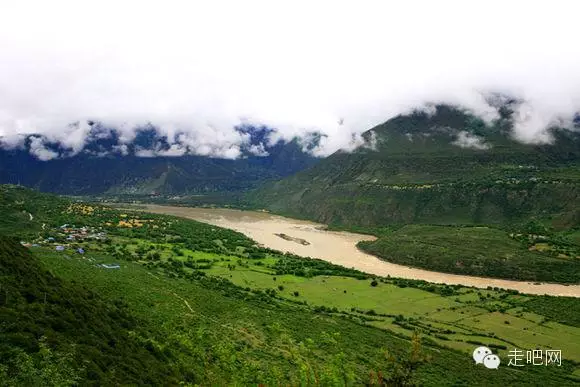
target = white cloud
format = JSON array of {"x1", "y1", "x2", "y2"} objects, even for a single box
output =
[
  {"x1": 134, "y1": 142, "x2": 188, "y2": 157},
  {"x1": 156, "y1": 144, "x2": 187, "y2": 157},
  {"x1": 175, "y1": 128, "x2": 246, "y2": 159},
  {"x1": 1, "y1": 0, "x2": 580, "y2": 158},
  {"x1": 0, "y1": 134, "x2": 26, "y2": 150},
  {"x1": 452, "y1": 131, "x2": 491, "y2": 150},
  {"x1": 28, "y1": 136, "x2": 59, "y2": 161},
  {"x1": 112, "y1": 144, "x2": 129, "y2": 156},
  {"x1": 134, "y1": 148, "x2": 156, "y2": 158},
  {"x1": 247, "y1": 143, "x2": 269, "y2": 157}
]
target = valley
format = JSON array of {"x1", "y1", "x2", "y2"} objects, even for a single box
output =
[
  {"x1": 2, "y1": 6, "x2": 580, "y2": 385},
  {"x1": 134, "y1": 204, "x2": 580, "y2": 297},
  {"x1": 2, "y1": 107, "x2": 580, "y2": 385},
  {"x1": 2, "y1": 185, "x2": 580, "y2": 385}
]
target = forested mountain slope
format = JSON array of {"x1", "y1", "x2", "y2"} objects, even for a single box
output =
[
  {"x1": 0, "y1": 126, "x2": 318, "y2": 195},
  {"x1": 2, "y1": 185, "x2": 579, "y2": 385},
  {"x1": 0, "y1": 235, "x2": 179, "y2": 385},
  {"x1": 251, "y1": 105, "x2": 580, "y2": 228}
]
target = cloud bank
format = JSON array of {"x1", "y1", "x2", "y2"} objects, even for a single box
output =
[
  {"x1": 452, "y1": 131, "x2": 491, "y2": 151},
  {"x1": 1, "y1": 1, "x2": 580, "y2": 160}
]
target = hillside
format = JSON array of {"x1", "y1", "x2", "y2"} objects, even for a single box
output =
[
  {"x1": 251, "y1": 105, "x2": 580, "y2": 228},
  {"x1": 0, "y1": 125, "x2": 318, "y2": 195},
  {"x1": 357, "y1": 224, "x2": 580, "y2": 283},
  {"x1": 0, "y1": 235, "x2": 179, "y2": 385},
  {"x1": 2, "y1": 185, "x2": 579, "y2": 385},
  {"x1": 249, "y1": 106, "x2": 580, "y2": 283}
]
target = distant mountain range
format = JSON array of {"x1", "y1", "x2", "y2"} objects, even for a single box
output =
[
  {"x1": 251, "y1": 105, "x2": 580, "y2": 228},
  {"x1": 3, "y1": 104, "x2": 580, "y2": 229},
  {"x1": 0, "y1": 125, "x2": 319, "y2": 195}
]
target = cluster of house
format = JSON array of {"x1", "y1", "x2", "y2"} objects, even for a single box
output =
[
  {"x1": 20, "y1": 225, "x2": 106, "y2": 248},
  {"x1": 54, "y1": 244, "x2": 85, "y2": 254},
  {"x1": 59, "y1": 224, "x2": 107, "y2": 241},
  {"x1": 20, "y1": 224, "x2": 119, "y2": 269}
]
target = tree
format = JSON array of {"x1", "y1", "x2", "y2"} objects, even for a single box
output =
[
  {"x1": 377, "y1": 331, "x2": 429, "y2": 387},
  {"x1": 0, "y1": 337, "x2": 82, "y2": 387}
]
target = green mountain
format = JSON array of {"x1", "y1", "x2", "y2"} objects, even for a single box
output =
[
  {"x1": 251, "y1": 105, "x2": 580, "y2": 228},
  {"x1": 2, "y1": 185, "x2": 579, "y2": 385},
  {"x1": 0, "y1": 126, "x2": 318, "y2": 196},
  {"x1": 0, "y1": 235, "x2": 179, "y2": 385},
  {"x1": 248, "y1": 106, "x2": 580, "y2": 283}
]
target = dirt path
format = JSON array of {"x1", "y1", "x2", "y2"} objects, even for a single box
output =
[
  {"x1": 136, "y1": 204, "x2": 580, "y2": 298},
  {"x1": 171, "y1": 292, "x2": 194, "y2": 313}
]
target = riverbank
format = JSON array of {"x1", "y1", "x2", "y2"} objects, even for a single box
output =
[{"x1": 134, "y1": 204, "x2": 580, "y2": 297}]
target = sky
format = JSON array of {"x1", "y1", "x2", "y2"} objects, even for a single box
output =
[{"x1": 1, "y1": 0, "x2": 580, "y2": 159}]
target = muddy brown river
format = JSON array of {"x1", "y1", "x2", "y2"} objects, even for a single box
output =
[{"x1": 136, "y1": 204, "x2": 580, "y2": 297}]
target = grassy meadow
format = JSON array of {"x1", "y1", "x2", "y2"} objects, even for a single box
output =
[
  {"x1": 2, "y1": 184, "x2": 580, "y2": 385},
  {"x1": 31, "y1": 243, "x2": 580, "y2": 385}
]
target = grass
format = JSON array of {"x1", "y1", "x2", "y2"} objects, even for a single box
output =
[
  {"x1": 80, "y1": 227, "x2": 580, "y2": 365},
  {"x1": 212, "y1": 269, "x2": 458, "y2": 316},
  {"x1": 358, "y1": 224, "x2": 580, "y2": 283},
  {"x1": 195, "y1": 255, "x2": 580, "y2": 364},
  {"x1": 32, "y1": 246, "x2": 580, "y2": 385},
  {"x1": 3, "y1": 185, "x2": 580, "y2": 384}
]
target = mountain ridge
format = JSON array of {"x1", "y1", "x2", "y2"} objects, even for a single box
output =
[
  {"x1": 0, "y1": 125, "x2": 319, "y2": 195},
  {"x1": 250, "y1": 105, "x2": 580, "y2": 228}
]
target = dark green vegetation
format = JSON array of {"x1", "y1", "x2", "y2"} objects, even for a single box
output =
[
  {"x1": 1, "y1": 185, "x2": 580, "y2": 385},
  {"x1": 0, "y1": 236, "x2": 179, "y2": 385},
  {"x1": 252, "y1": 105, "x2": 580, "y2": 227},
  {"x1": 357, "y1": 225, "x2": 580, "y2": 283},
  {"x1": 250, "y1": 105, "x2": 580, "y2": 282},
  {"x1": 523, "y1": 296, "x2": 580, "y2": 328},
  {"x1": 0, "y1": 186, "x2": 69, "y2": 236},
  {"x1": 0, "y1": 126, "x2": 318, "y2": 196}
]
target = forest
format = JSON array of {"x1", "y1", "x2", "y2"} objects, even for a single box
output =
[{"x1": 1, "y1": 184, "x2": 579, "y2": 385}]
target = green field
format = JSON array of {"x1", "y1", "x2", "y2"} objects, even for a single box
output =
[
  {"x1": 2, "y1": 184, "x2": 580, "y2": 385},
  {"x1": 198, "y1": 257, "x2": 580, "y2": 361},
  {"x1": 28, "y1": 244, "x2": 580, "y2": 385},
  {"x1": 63, "y1": 219, "x2": 580, "y2": 366}
]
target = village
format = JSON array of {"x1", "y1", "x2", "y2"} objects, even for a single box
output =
[{"x1": 20, "y1": 224, "x2": 120, "y2": 269}]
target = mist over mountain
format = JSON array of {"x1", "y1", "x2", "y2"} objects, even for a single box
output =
[
  {"x1": 2, "y1": 98, "x2": 579, "y2": 198},
  {"x1": 251, "y1": 105, "x2": 580, "y2": 228},
  {"x1": 3, "y1": 2, "x2": 580, "y2": 160},
  {"x1": 0, "y1": 125, "x2": 319, "y2": 195}
]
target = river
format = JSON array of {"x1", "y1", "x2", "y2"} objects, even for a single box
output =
[{"x1": 136, "y1": 204, "x2": 580, "y2": 297}]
